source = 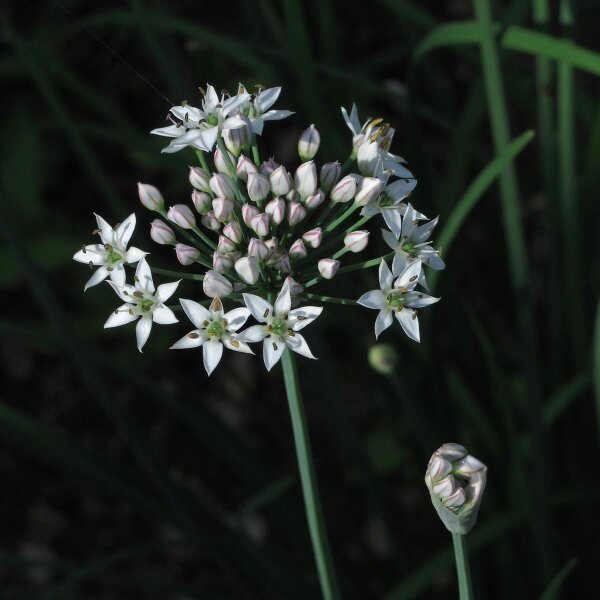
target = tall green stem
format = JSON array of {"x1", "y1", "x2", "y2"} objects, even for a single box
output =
[
  {"x1": 452, "y1": 533, "x2": 473, "y2": 600},
  {"x1": 281, "y1": 349, "x2": 341, "y2": 600}
]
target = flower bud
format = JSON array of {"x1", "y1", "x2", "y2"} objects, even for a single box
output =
[
  {"x1": 318, "y1": 258, "x2": 340, "y2": 279},
  {"x1": 237, "y1": 154, "x2": 258, "y2": 182},
  {"x1": 288, "y1": 202, "x2": 307, "y2": 226},
  {"x1": 138, "y1": 182, "x2": 164, "y2": 211},
  {"x1": 265, "y1": 198, "x2": 285, "y2": 225},
  {"x1": 217, "y1": 235, "x2": 236, "y2": 254},
  {"x1": 302, "y1": 228, "x2": 322, "y2": 248},
  {"x1": 351, "y1": 133, "x2": 366, "y2": 159},
  {"x1": 248, "y1": 237, "x2": 269, "y2": 260},
  {"x1": 247, "y1": 173, "x2": 270, "y2": 203},
  {"x1": 150, "y1": 219, "x2": 176, "y2": 245},
  {"x1": 213, "y1": 252, "x2": 233, "y2": 273},
  {"x1": 260, "y1": 158, "x2": 280, "y2": 177},
  {"x1": 175, "y1": 243, "x2": 200, "y2": 266},
  {"x1": 209, "y1": 173, "x2": 236, "y2": 201},
  {"x1": 289, "y1": 239, "x2": 307, "y2": 259},
  {"x1": 320, "y1": 162, "x2": 341, "y2": 194},
  {"x1": 189, "y1": 167, "x2": 211, "y2": 192},
  {"x1": 167, "y1": 204, "x2": 196, "y2": 229},
  {"x1": 250, "y1": 213, "x2": 270, "y2": 237},
  {"x1": 344, "y1": 230, "x2": 369, "y2": 253},
  {"x1": 298, "y1": 125, "x2": 320, "y2": 161},
  {"x1": 276, "y1": 253, "x2": 291, "y2": 273},
  {"x1": 223, "y1": 221, "x2": 242, "y2": 244},
  {"x1": 212, "y1": 197, "x2": 234, "y2": 222},
  {"x1": 203, "y1": 270, "x2": 233, "y2": 298},
  {"x1": 425, "y1": 443, "x2": 487, "y2": 535},
  {"x1": 368, "y1": 344, "x2": 398, "y2": 375},
  {"x1": 294, "y1": 161, "x2": 318, "y2": 199},
  {"x1": 191, "y1": 190, "x2": 212, "y2": 215},
  {"x1": 235, "y1": 255, "x2": 260, "y2": 284},
  {"x1": 223, "y1": 113, "x2": 252, "y2": 156},
  {"x1": 269, "y1": 165, "x2": 292, "y2": 196},
  {"x1": 214, "y1": 146, "x2": 235, "y2": 174},
  {"x1": 242, "y1": 204, "x2": 260, "y2": 227},
  {"x1": 305, "y1": 190, "x2": 326, "y2": 210},
  {"x1": 201, "y1": 212, "x2": 221, "y2": 231},
  {"x1": 282, "y1": 276, "x2": 304, "y2": 299},
  {"x1": 331, "y1": 175, "x2": 358, "y2": 203},
  {"x1": 355, "y1": 177, "x2": 384, "y2": 206},
  {"x1": 357, "y1": 141, "x2": 379, "y2": 176},
  {"x1": 286, "y1": 189, "x2": 300, "y2": 203}
]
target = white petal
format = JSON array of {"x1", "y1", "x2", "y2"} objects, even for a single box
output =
[
  {"x1": 263, "y1": 337, "x2": 285, "y2": 371},
  {"x1": 136, "y1": 317, "x2": 153, "y2": 352},
  {"x1": 222, "y1": 91, "x2": 250, "y2": 115},
  {"x1": 191, "y1": 127, "x2": 219, "y2": 152},
  {"x1": 203, "y1": 85, "x2": 220, "y2": 112},
  {"x1": 401, "y1": 204, "x2": 417, "y2": 238},
  {"x1": 286, "y1": 333, "x2": 316, "y2": 360},
  {"x1": 341, "y1": 104, "x2": 360, "y2": 136},
  {"x1": 404, "y1": 291, "x2": 440, "y2": 309},
  {"x1": 396, "y1": 308, "x2": 420, "y2": 342},
  {"x1": 288, "y1": 306, "x2": 323, "y2": 331},
  {"x1": 223, "y1": 337, "x2": 254, "y2": 354},
  {"x1": 84, "y1": 266, "x2": 109, "y2": 291},
  {"x1": 124, "y1": 247, "x2": 147, "y2": 264},
  {"x1": 170, "y1": 329, "x2": 206, "y2": 350},
  {"x1": 135, "y1": 259, "x2": 155, "y2": 294},
  {"x1": 379, "y1": 260, "x2": 393, "y2": 291},
  {"x1": 107, "y1": 281, "x2": 137, "y2": 303},
  {"x1": 274, "y1": 286, "x2": 291, "y2": 316},
  {"x1": 242, "y1": 294, "x2": 272, "y2": 322},
  {"x1": 104, "y1": 304, "x2": 137, "y2": 328},
  {"x1": 357, "y1": 289, "x2": 385, "y2": 310},
  {"x1": 396, "y1": 260, "x2": 421, "y2": 290},
  {"x1": 223, "y1": 307, "x2": 251, "y2": 332},
  {"x1": 203, "y1": 339, "x2": 223, "y2": 375},
  {"x1": 170, "y1": 104, "x2": 203, "y2": 123},
  {"x1": 386, "y1": 178, "x2": 417, "y2": 202},
  {"x1": 180, "y1": 298, "x2": 211, "y2": 328},
  {"x1": 413, "y1": 216, "x2": 439, "y2": 244},
  {"x1": 251, "y1": 118, "x2": 265, "y2": 135},
  {"x1": 420, "y1": 248, "x2": 446, "y2": 270},
  {"x1": 256, "y1": 87, "x2": 281, "y2": 113},
  {"x1": 150, "y1": 124, "x2": 184, "y2": 138},
  {"x1": 73, "y1": 244, "x2": 106, "y2": 265},
  {"x1": 238, "y1": 324, "x2": 268, "y2": 343},
  {"x1": 109, "y1": 264, "x2": 126, "y2": 288},
  {"x1": 381, "y1": 208, "x2": 403, "y2": 238},
  {"x1": 381, "y1": 228, "x2": 398, "y2": 250},
  {"x1": 156, "y1": 280, "x2": 180, "y2": 303},
  {"x1": 385, "y1": 161, "x2": 414, "y2": 180},
  {"x1": 392, "y1": 252, "x2": 411, "y2": 278},
  {"x1": 375, "y1": 309, "x2": 393, "y2": 338},
  {"x1": 114, "y1": 213, "x2": 136, "y2": 248},
  {"x1": 260, "y1": 109, "x2": 294, "y2": 122},
  {"x1": 94, "y1": 213, "x2": 113, "y2": 244},
  {"x1": 152, "y1": 305, "x2": 178, "y2": 324}
]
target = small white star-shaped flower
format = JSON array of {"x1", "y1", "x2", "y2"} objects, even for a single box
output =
[
  {"x1": 170, "y1": 297, "x2": 253, "y2": 376},
  {"x1": 357, "y1": 259, "x2": 439, "y2": 342},
  {"x1": 239, "y1": 283, "x2": 322, "y2": 371},
  {"x1": 241, "y1": 87, "x2": 294, "y2": 135},
  {"x1": 104, "y1": 259, "x2": 179, "y2": 352},
  {"x1": 73, "y1": 213, "x2": 147, "y2": 291}
]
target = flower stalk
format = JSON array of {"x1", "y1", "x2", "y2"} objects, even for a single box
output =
[{"x1": 452, "y1": 532, "x2": 474, "y2": 600}]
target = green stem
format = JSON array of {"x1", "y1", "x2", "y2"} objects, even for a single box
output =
[
  {"x1": 452, "y1": 533, "x2": 473, "y2": 600},
  {"x1": 195, "y1": 149, "x2": 210, "y2": 173},
  {"x1": 281, "y1": 350, "x2": 340, "y2": 600},
  {"x1": 151, "y1": 267, "x2": 204, "y2": 281},
  {"x1": 304, "y1": 252, "x2": 393, "y2": 288},
  {"x1": 251, "y1": 135, "x2": 261, "y2": 166},
  {"x1": 303, "y1": 293, "x2": 356, "y2": 305}
]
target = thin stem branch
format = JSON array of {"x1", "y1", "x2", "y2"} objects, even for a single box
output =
[{"x1": 452, "y1": 533, "x2": 473, "y2": 600}]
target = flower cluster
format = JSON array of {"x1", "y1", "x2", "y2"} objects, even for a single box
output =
[{"x1": 74, "y1": 83, "x2": 445, "y2": 374}]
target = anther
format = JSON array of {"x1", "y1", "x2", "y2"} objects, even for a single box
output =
[
  {"x1": 412, "y1": 311, "x2": 418, "y2": 320},
  {"x1": 133, "y1": 291, "x2": 143, "y2": 298},
  {"x1": 198, "y1": 87, "x2": 206, "y2": 96},
  {"x1": 188, "y1": 332, "x2": 200, "y2": 339},
  {"x1": 202, "y1": 320, "x2": 209, "y2": 327},
  {"x1": 263, "y1": 308, "x2": 270, "y2": 318},
  {"x1": 92, "y1": 228, "x2": 101, "y2": 235},
  {"x1": 231, "y1": 339, "x2": 240, "y2": 348},
  {"x1": 272, "y1": 342, "x2": 278, "y2": 351},
  {"x1": 297, "y1": 315, "x2": 306, "y2": 321},
  {"x1": 409, "y1": 275, "x2": 417, "y2": 282},
  {"x1": 81, "y1": 244, "x2": 87, "y2": 254},
  {"x1": 107, "y1": 266, "x2": 113, "y2": 272},
  {"x1": 88, "y1": 261, "x2": 94, "y2": 269},
  {"x1": 287, "y1": 329, "x2": 295, "y2": 337}
]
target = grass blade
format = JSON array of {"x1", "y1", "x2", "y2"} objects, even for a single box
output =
[{"x1": 539, "y1": 558, "x2": 578, "y2": 600}]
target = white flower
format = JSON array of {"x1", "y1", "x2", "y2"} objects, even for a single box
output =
[
  {"x1": 203, "y1": 270, "x2": 233, "y2": 299},
  {"x1": 73, "y1": 213, "x2": 146, "y2": 291},
  {"x1": 151, "y1": 84, "x2": 250, "y2": 154},
  {"x1": 360, "y1": 178, "x2": 419, "y2": 219},
  {"x1": 241, "y1": 87, "x2": 294, "y2": 135},
  {"x1": 239, "y1": 283, "x2": 322, "y2": 371},
  {"x1": 170, "y1": 297, "x2": 253, "y2": 376},
  {"x1": 357, "y1": 259, "x2": 439, "y2": 342},
  {"x1": 104, "y1": 259, "x2": 179, "y2": 352}
]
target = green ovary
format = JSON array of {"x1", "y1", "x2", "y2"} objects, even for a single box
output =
[
  {"x1": 206, "y1": 321, "x2": 224, "y2": 337},
  {"x1": 140, "y1": 298, "x2": 154, "y2": 313},
  {"x1": 107, "y1": 250, "x2": 121, "y2": 263},
  {"x1": 387, "y1": 292, "x2": 405, "y2": 309},
  {"x1": 270, "y1": 317, "x2": 288, "y2": 337},
  {"x1": 401, "y1": 242, "x2": 415, "y2": 254},
  {"x1": 206, "y1": 114, "x2": 218, "y2": 126}
]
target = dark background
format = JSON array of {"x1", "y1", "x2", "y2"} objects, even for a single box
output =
[{"x1": 2, "y1": 0, "x2": 600, "y2": 598}]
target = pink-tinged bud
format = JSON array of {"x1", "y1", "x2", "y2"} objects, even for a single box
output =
[
  {"x1": 331, "y1": 174, "x2": 358, "y2": 203},
  {"x1": 138, "y1": 182, "x2": 164, "y2": 211},
  {"x1": 242, "y1": 204, "x2": 260, "y2": 227},
  {"x1": 203, "y1": 270, "x2": 233, "y2": 298},
  {"x1": 305, "y1": 190, "x2": 326, "y2": 210},
  {"x1": 250, "y1": 213, "x2": 270, "y2": 237},
  {"x1": 320, "y1": 162, "x2": 341, "y2": 194},
  {"x1": 167, "y1": 204, "x2": 196, "y2": 229},
  {"x1": 318, "y1": 258, "x2": 340, "y2": 279},
  {"x1": 150, "y1": 219, "x2": 176, "y2": 245},
  {"x1": 289, "y1": 239, "x2": 307, "y2": 259},
  {"x1": 302, "y1": 227, "x2": 322, "y2": 248},
  {"x1": 355, "y1": 177, "x2": 384, "y2": 206},
  {"x1": 247, "y1": 173, "x2": 270, "y2": 203},
  {"x1": 201, "y1": 212, "x2": 221, "y2": 231},
  {"x1": 265, "y1": 198, "x2": 285, "y2": 225},
  {"x1": 175, "y1": 243, "x2": 200, "y2": 266},
  {"x1": 191, "y1": 190, "x2": 212, "y2": 215},
  {"x1": 283, "y1": 275, "x2": 304, "y2": 299},
  {"x1": 357, "y1": 140, "x2": 379, "y2": 176},
  {"x1": 344, "y1": 230, "x2": 369, "y2": 253},
  {"x1": 217, "y1": 235, "x2": 237, "y2": 254},
  {"x1": 223, "y1": 221, "x2": 242, "y2": 244},
  {"x1": 214, "y1": 146, "x2": 235, "y2": 174},
  {"x1": 237, "y1": 154, "x2": 257, "y2": 182},
  {"x1": 265, "y1": 238, "x2": 278, "y2": 250},
  {"x1": 260, "y1": 157, "x2": 280, "y2": 177},
  {"x1": 235, "y1": 255, "x2": 260, "y2": 284},
  {"x1": 288, "y1": 202, "x2": 307, "y2": 226},
  {"x1": 223, "y1": 113, "x2": 253, "y2": 157},
  {"x1": 209, "y1": 173, "x2": 236, "y2": 201},
  {"x1": 298, "y1": 125, "x2": 320, "y2": 161},
  {"x1": 294, "y1": 161, "x2": 318, "y2": 199},
  {"x1": 212, "y1": 197, "x2": 234, "y2": 222},
  {"x1": 269, "y1": 165, "x2": 292, "y2": 196},
  {"x1": 189, "y1": 166, "x2": 212, "y2": 192},
  {"x1": 248, "y1": 237, "x2": 269, "y2": 259},
  {"x1": 213, "y1": 252, "x2": 233, "y2": 273},
  {"x1": 276, "y1": 253, "x2": 292, "y2": 273}
]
